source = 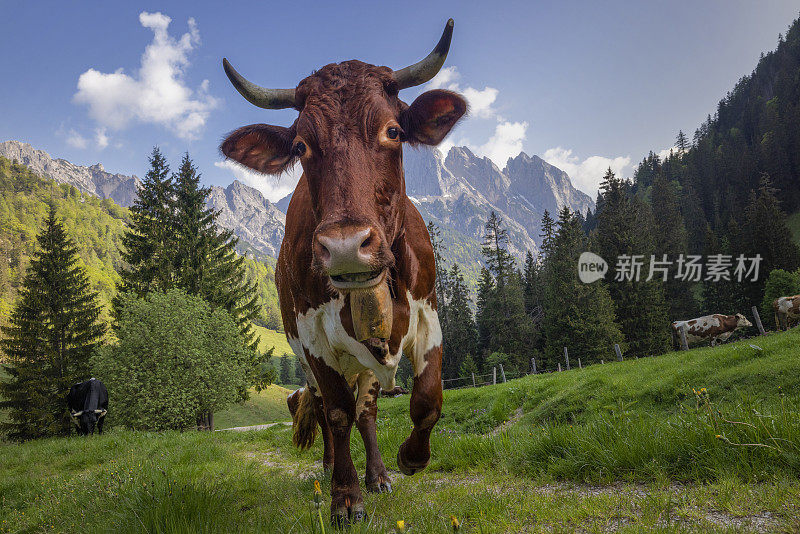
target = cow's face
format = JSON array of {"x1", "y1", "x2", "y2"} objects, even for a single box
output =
[
  {"x1": 220, "y1": 21, "x2": 466, "y2": 290},
  {"x1": 735, "y1": 313, "x2": 752, "y2": 328},
  {"x1": 80, "y1": 411, "x2": 98, "y2": 435},
  {"x1": 222, "y1": 64, "x2": 465, "y2": 290}
]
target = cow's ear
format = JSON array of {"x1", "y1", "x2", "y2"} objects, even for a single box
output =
[
  {"x1": 401, "y1": 90, "x2": 467, "y2": 146},
  {"x1": 220, "y1": 124, "x2": 296, "y2": 175}
]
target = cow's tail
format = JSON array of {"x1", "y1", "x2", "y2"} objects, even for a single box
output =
[{"x1": 289, "y1": 386, "x2": 318, "y2": 450}]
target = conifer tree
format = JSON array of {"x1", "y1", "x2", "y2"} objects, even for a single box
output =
[
  {"x1": 172, "y1": 154, "x2": 262, "y2": 350},
  {"x1": 594, "y1": 169, "x2": 670, "y2": 356},
  {"x1": 441, "y1": 263, "x2": 476, "y2": 379},
  {"x1": 739, "y1": 174, "x2": 800, "y2": 305},
  {"x1": 482, "y1": 211, "x2": 515, "y2": 286},
  {"x1": 651, "y1": 174, "x2": 697, "y2": 318},
  {"x1": 427, "y1": 221, "x2": 449, "y2": 327},
  {"x1": 279, "y1": 355, "x2": 294, "y2": 385},
  {"x1": 474, "y1": 267, "x2": 494, "y2": 370},
  {"x1": 0, "y1": 204, "x2": 105, "y2": 440},
  {"x1": 539, "y1": 210, "x2": 556, "y2": 258},
  {"x1": 675, "y1": 130, "x2": 689, "y2": 154},
  {"x1": 542, "y1": 207, "x2": 623, "y2": 367},
  {"x1": 119, "y1": 147, "x2": 175, "y2": 295}
]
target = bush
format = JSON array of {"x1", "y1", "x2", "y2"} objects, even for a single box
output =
[
  {"x1": 92, "y1": 290, "x2": 254, "y2": 431},
  {"x1": 760, "y1": 269, "x2": 800, "y2": 329}
]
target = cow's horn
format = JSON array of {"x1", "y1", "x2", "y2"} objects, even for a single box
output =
[
  {"x1": 393, "y1": 19, "x2": 454, "y2": 89},
  {"x1": 72, "y1": 411, "x2": 83, "y2": 417},
  {"x1": 222, "y1": 58, "x2": 296, "y2": 110}
]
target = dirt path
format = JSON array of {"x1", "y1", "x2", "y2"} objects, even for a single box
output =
[{"x1": 215, "y1": 421, "x2": 292, "y2": 432}]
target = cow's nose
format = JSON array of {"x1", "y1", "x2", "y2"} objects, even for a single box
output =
[{"x1": 315, "y1": 226, "x2": 378, "y2": 275}]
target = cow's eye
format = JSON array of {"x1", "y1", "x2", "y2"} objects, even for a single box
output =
[
  {"x1": 293, "y1": 142, "x2": 306, "y2": 157},
  {"x1": 387, "y1": 127, "x2": 401, "y2": 140}
]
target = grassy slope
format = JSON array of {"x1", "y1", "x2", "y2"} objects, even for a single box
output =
[
  {"x1": 214, "y1": 384, "x2": 292, "y2": 429},
  {"x1": 253, "y1": 324, "x2": 293, "y2": 356},
  {"x1": 2, "y1": 330, "x2": 800, "y2": 532}
]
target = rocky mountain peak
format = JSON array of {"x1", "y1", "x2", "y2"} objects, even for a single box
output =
[{"x1": 0, "y1": 140, "x2": 141, "y2": 207}]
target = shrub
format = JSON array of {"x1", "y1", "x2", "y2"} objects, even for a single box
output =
[
  {"x1": 760, "y1": 269, "x2": 800, "y2": 329},
  {"x1": 92, "y1": 290, "x2": 254, "y2": 431}
]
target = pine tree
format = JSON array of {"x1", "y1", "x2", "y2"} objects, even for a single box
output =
[
  {"x1": 541, "y1": 207, "x2": 623, "y2": 367},
  {"x1": 427, "y1": 221, "x2": 449, "y2": 330},
  {"x1": 482, "y1": 211, "x2": 515, "y2": 286},
  {"x1": 441, "y1": 263, "x2": 476, "y2": 379},
  {"x1": 474, "y1": 267, "x2": 494, "y2": 370},
  {"x1": 293, "y1": 357, "x2": 305, "y2": 384},
  {"x1": 172, "y1": 154, "x2": 262, "y2": 350},
  {"x1": 651, "y1": 174, "x2": 697, "y2": 318},
  {"x1": 118, "y1": 147, "x2": 175, "y2": 296},
  {"x1": 675, "y1": 130, "x2": 689, "y2": 155},
  {"x1": 279, "y1": 355, "x2": 294, "y2": 385},
  {"x1": 0, "y1": 204, "x2": 106, "y2": 440},
  {"x1": 594, "y1": 169, "x2": 670, "y2": 357},
  {"x1": 539, "y1": 210, "x2": 556, "y2": 258}
]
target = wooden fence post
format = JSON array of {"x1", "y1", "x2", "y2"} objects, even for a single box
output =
[
  {"x1": 601, "y1": 359, "x2": 604, "y2": 364},
  {"x1": 558, "y1": 363, "x2": 562, "y2": 372},
  {"x1": 472, "y1": 372, "x2": 476, "y2": 387},
  {"x1": 614, "y1": 344, "x2": 623, "y2": 361},
  {"x1": 578, "y1": 358, "x2": 582, "y2": 369},
  {"x1": 492, "y1": 367, "x2": 497, "y2": 385},
  {"x1": 564, "y1": 347, "x2": 570, "y2": 370},
  {"x1": 531, "y1": 357, "x2": 537, "y2": 375},
  {"x1": 442, "y1": 379, "x2": 445, "y2": 391},
  {"x1": 751, "y1": 306, "x2": 766, "y2": 336},
  {"x1": 499, "y1": 363, "x2": 507, "y2": 383},
  {"x1": 679, "y1": 324, "x2": 689, "y2": 351}
]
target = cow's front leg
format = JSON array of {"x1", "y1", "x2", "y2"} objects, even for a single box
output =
[
  {"x1": 312, "y1": 391, "x2": 335, "y2": 471},
  {"x1": 306, "y1": 353, "x2": 363, "y2": 526},
  {"x1": 355, "y1": 370, "x2": 391, "y2": 493},
  {"x1": 397, "y1": 343, "x2": 443, "y2": 476}
]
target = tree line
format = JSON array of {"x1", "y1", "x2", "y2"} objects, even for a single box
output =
[
  {"x1": 430, "y1": 164, "x2": 800, "y2": 382},
  {"x1": 1, "y1": 148, "x2": 275, "y2": 439}
]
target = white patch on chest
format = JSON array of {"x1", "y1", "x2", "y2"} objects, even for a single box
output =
[{"x1": 289, "y1": 291, "x2": 442, "y2": 389}]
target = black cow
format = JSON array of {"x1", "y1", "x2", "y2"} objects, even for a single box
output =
[{"x1": 67, "y1": 378, "x2": 108, "y2": 435}]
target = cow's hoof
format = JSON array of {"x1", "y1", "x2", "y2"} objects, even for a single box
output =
[
  {"x1": 331, "y1": 502, "x2": 365, "y2": 527},
  {"x1": 366, "y1": 475, "x2": 392, "y2": 493},
  {"x1": 397, "y1": 443, "x2": 429, "y2": 476}
]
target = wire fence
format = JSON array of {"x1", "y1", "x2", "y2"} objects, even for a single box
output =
[{"x1": 440, "y1": 305, "x2": 775, "y2": 391}]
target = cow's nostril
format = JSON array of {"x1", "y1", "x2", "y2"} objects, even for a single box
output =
[
  {"x1": 360, "y1": 235, "x2": 372, "y2": 250},
  {"x1": 318, "y1": 243, "x2": 330, "y2": 261}
]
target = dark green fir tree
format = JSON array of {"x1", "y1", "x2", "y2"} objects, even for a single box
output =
[{"x1": 0, "y1": 204, "x2": 106, "y2": 440}]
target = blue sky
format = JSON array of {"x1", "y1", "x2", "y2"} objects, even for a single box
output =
[{"x1": 1, "y1": 1, "x2": 798, "y2": 200}]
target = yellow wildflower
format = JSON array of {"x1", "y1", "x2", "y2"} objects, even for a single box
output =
[
  {"x1": 450, "y1": 515, "x2": 460, "y2": 531},
  {"x1": 396, "y1": 520, "x2": 406, "y2": 533}
]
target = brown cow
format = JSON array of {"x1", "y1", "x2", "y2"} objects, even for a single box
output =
[
  {"x1": 670, "y1": 313, "x2": 752, "y2": 349},
  {"x1": 773, "y1": 295, "x2": 800, "y2": 331},
  {"x1": 221, "y1": 21, "x2": 466, "y2": 525}
]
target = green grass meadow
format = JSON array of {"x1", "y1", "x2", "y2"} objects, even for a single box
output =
[
  {"x1": 253, "y1": 324, "x2": 294, "y2": 357},
  {"x1": 2, "y1": 329, "x2": 800, "y2": 532},
  {"x1": 214, "y1": 384, "x2": 292, "y2": 429}
]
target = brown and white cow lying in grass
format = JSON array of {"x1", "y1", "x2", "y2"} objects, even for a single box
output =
[
  {"x1": 773, "y1": 295, "x2": 800, "y2": 331},
  {"x1": 671, "y1": 313, "x2": 752, "y2": 349}
]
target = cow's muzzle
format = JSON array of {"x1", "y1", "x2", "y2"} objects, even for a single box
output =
[{"x1": 314, "y1": 224, "x2": 390, "y2": 289}]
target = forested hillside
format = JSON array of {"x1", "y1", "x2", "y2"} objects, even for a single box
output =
[
  {"x1": 0, "y1": 156, "x2": 282, "y2": 331},
  {"x1": 633, "y1": 15, "x2": 800, "y2": 247}
]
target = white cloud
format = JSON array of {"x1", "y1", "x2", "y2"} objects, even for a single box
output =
[
  {"x1": 542, "y1": 147, "x2": 632, "y2": 199},
  {"x1": 426, "y1": 66, "x2": 523, "y2": 166},
  {"x1": 65, "y1": 129, "x2": 88, "y2": 149},
  {"x1": 657, "y1": 146, "x2": 677, "y2": 161},
  {"x1": 95, "y1": 128, "x2": 109, "y2": 149},
  {"x1": 479, "y1": 121, "x2": 528, "y2": 168},
  {"x1": 214, "y1": 160, "x2": 302, "y2": 203},
  {"x1": 73, "y1": 11, "x2": 217, "y2": 140}
]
